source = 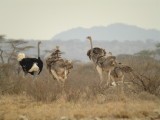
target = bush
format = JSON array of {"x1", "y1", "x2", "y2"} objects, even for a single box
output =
[{"x1": 0, "y1": 55, "x2": 160, "y2": 102}]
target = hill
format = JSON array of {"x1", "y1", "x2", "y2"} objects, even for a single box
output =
[{"x1": 52, "y1": 23, "x2": 160, "y2": 41}]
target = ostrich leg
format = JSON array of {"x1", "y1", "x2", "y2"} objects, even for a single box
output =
[
  {"x1": 106, "y1": 70, "x2": 111, "y2": 86},
  {"x1": 96, "y1": 65, "x2": 103, "y2": 85},
  {"x1": 121, "y1": 75, "x2": 125, "y2": 93},
  {"x1": 50, "y1": 69, "x2": 61, "y2": 83}
]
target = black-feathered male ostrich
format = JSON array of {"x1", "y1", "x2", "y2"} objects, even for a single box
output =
[{"x1": 17, "y1": 41, "x2": 43, "y2": 78}]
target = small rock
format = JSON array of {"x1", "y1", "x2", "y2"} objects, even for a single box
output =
[
  {"x1": 94, "y1": 117, "x2": 102, "y2": 120},
  {"x1": 18, "y1": 115, "x2": 28, "y2": 120},
  {"x1": 59, "y1": 116, "x2": 70, "y2": 120},
  {"x1": 154, "y1": 109, "x2": 160, "y2": 114}
]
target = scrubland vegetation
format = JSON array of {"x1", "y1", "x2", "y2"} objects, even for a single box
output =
[
  {"x1": 0, "y1": 35, "x2": 160, "y2": 119},
  {"x1": 0, "y1": 54, "x2": 160, "y2": 120}
]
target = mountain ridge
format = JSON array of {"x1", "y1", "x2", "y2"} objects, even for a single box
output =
[{"x1": 51, "y1": 23, "x2": 160, "y2": 41}]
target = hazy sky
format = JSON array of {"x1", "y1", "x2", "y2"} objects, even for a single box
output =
[{"x1": 0, "y1": 0, "x2": 159, "y2": 40}]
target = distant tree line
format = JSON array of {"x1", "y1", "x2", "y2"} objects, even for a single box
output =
[{"x1": 135, "y1": 43, "x2": 160, "y2": 59}]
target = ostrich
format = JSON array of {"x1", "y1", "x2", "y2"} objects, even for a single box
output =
[
  {"x1": 110, "y1": 63, "x2": 133, "y2": 86},
  {"x1": 17, "y1": 41, "x2": 43, "y2": 78},
  {"x1": 86, "y1": 36, "x2": 106, "y2": 63},
  {"x1": 46, "y1": 46, "x2": 73, "y2": 86},
  {"x1": 86, "y1": 36, "x2": 116, "y2": 86}
]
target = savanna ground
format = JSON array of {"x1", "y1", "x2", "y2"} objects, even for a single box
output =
[{"x1": 0, "y1": 55, "x2": 160, "y2": 120}]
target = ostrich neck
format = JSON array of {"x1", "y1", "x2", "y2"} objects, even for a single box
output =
[
  {"x1": 90, "y1": 39, "x2": 93, "y2": 50},
  {"x1": 89, "y1": 39, "x2": 93, "y2": 58},
  {"x1": 38, "y1": 43, "x2": 40, "y2": 58}
]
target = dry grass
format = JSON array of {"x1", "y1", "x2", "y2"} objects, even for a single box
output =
[
  {"x1": 0, "y1": 94, "x2": 159, "y2": 120},
  {"x1": 0, "y1": 55, "x2": 160, "y2": 120}
]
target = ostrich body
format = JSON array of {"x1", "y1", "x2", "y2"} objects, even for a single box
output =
[
  {"x1": 110, "y1": 63, "x2": 133, "y2": 86},
  {"x1": 86, "y1": 36, "x2": 116, "y2": 86},
  {"x1": 17, "y1": 41, "x2": 43, "y2": 77},
  {"x1": 46, "y1": 46, "x2": 73, "y2": 85},
  {"x1": 87, "y1": 47, "x2": 106, "y2": 63}
]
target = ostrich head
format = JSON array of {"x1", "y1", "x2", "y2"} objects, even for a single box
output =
[
  {"x1": 86, "y1": 36, "x2": 92, "y2": 41},
  {"x1": 108, "y1": 52, "x2": 112, "y2": 56},
  {"x1": 17, "y1": 53, "x2": 25, "y2": 61},
  {"x1": 38, "y1": 41, "x2": 41, "y2": 45},
  {"x1": 56, "y1": 46, "x2": 60, "y2": 50}
]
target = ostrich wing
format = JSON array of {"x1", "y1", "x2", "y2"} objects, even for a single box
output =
[
  {"x1": 118, "y1": 64, "x2": 133, "y2": 73},
  {"x1": 87, "y1": 49, "x2": 91, "y2": 60},
  {"x1": 87, "y1": 47, "x2": 106, "y2": 60},
  {"x1": 93, "y1": 47, "x2": 106, "y2": 55},
  {"x1": 97, "y1": 56, "x2": 116, "y2": 68}
]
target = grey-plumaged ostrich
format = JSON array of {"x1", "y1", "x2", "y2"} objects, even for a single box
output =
[
  {"x1": 46, "y1": 46, "x2": 73, "y2": 86},
  {"x1": 86, "y1": 36, "x2": 116, "y2": 86},
  {"x1": 110, "y1": 63, "x2": 133, "y2": 86}
]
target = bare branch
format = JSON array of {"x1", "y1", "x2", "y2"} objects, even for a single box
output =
[
  {"x1": 7, "y1": 39, "x2": 28, "y2": 47},
  {"x1": 0, "y1": 49, "x2": 4, "y2": 63},
  {"x1": 16, "y1": 46, "x2": 35, "y2": 51}
]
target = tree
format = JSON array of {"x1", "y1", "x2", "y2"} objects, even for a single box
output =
[
  {"x1": 0, "y1": 35, "x2": 5, "y2": 41},
  {"x1": 155, "y1": 43, "x2": 160, "y2": 48},
  {"x1": 0, "y1": 35, "x2": 6, "y2": 63},
  {"x1": 135, "y1": 50, "x2": 152, "y2": 57},
  {"x1": 6, "y1": 39, "x2": 35, "y2": 63},
  {"x1": 155, "y1": 43, "x2": 160, "y2": 57}
]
